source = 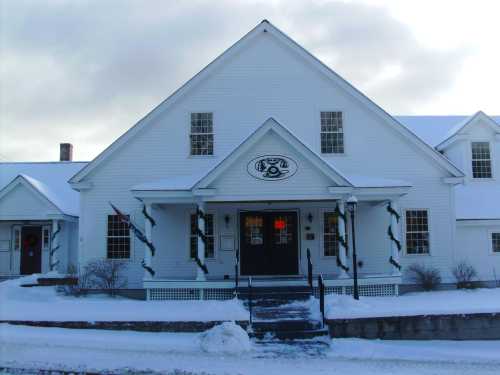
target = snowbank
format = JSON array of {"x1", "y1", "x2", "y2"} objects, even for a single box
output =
[
  {"x1": 326, "y1": 288, "x2": 500, "y2": 319},
  {"x1": 0, "y1": 276, "x2": 248, "y2": 322},
  {"x1": 199, "y1": 322, "x2": 251, "y2": 354},
  {"x1": 329, "y1": 338, "x2": 500, "y2": 363}
]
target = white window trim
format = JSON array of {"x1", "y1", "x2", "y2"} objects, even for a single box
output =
[
  {"x1": 489, "y1": 230, "x2": 500, "y2": 255},
  {"x1": 188, "y1": 111, "x2": 215, "y2": 157},
  {"x1": 12, "y1": 225, "x2": 21, "y2": 252},
  {"x1": 470, "y1": 140, "x2": 494, "y2": 180},
  {"x1": 319, "y1": 208, "x2": 339, "y2": 259},
  {"x1": 106, "y1": 214, "x2": 132, "y2": 260},
  {"x1": 187, "y1": 209, "x2": 217, "y2": 262},
  {"x1": 319, "y1": 110, "x2": 346, "y2": 155},
  {"x1": 403, "y1": 208, "x2": 432, "y2": 256},
  {"x1": 42, "y1": 225, "x2": 51, "y2": 252}
]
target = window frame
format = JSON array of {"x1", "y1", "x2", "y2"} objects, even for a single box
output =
[
  {"x1": 42, "y1": 225, "x2": 51, "y2": 251},
  {"x1": 106, "y1": 214, "x2": 132, "y2": 260},
  {"x1": 12, "y1": 225, "x2": 21, "y2": 252},
  {"x1": 490, "y1": 231, "x2": 500, "y2": 255},
  {"x1": 320, "y1": 209, "x2": 340, "y2": 258},
  {"x1": 319, "y1": 111, "x2": 345, "y2": 155},
  {"x1": 188, "y1": 210, "x2": 217, "y2": 261},
  {"x1": 403, "y1": 208, "x2": 431, "y2": 256},
  {"x1": 189, "y1": 112, "x2": 214, "y2": 157},
  {"x1": 470, "y1": 141, "x2": 493, "y2": 179}
]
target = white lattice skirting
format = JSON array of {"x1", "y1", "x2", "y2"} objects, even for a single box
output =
[
  {"x1": 314, "y1": 283, "x2": 398, "y2": 298},
  {"x1": 149, "y1": 287, "x2": 235, "y2": 301}
]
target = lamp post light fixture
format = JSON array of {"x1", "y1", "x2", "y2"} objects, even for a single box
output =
[{"x1": 346, "y1": 195, "x2": 359, "y2": 300}]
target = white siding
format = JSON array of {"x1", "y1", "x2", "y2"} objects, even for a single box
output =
[{"x1": 78, "y1": 30, "x2": 457, "y2": 286}]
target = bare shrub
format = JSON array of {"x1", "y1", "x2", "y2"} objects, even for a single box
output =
[
  {"x1": 406, "y1": 263, "x2": 442, "y2": 291},
  {"x1": 63, "y1": 259, "x2": 128, "y2": 297},
  {"x1": 452, "y1": 261, "x2": 478, "y2": 289}
]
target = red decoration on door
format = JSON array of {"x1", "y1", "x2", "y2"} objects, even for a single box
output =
[{"x1": 274, "y1": 218, "x2": 286, "y2": 230}]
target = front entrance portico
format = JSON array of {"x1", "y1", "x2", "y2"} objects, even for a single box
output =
[{"x1": 131, "y1": 118, "x2": 410, "y2": 299}]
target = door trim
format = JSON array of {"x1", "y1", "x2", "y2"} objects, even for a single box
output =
[{"x1": 238, "y1": 209, "x2": 301, "y2": 277}]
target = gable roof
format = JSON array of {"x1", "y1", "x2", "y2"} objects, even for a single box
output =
[
  {"x1": 194, "y1": 117, "x2": 353, "y2": 189},
  {"x1": 70, "y1": 20, "x2": 464, "y2": 183},
  {"x1": 0, "y1": 162, "x2": 87, "y2": 216},
  {"x1": 398, "y1": 113, "x2": 500, "y2": 148}
]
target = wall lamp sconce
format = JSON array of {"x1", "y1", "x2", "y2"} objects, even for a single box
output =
[
  {"x1": 307, "y1": 213, "x2": 313, "y2": 223},
  {"x1": 224, "y1": 214, "x2": 231, "y2": 227}
]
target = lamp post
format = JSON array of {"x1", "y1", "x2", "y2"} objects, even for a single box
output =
[{"x1": 346, "y1": 195, "x2": 359, "y2": 300}]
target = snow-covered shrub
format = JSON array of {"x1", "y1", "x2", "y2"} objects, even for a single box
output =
[
  {"x1": 63, "y1": 259, "x2": 127, "y2": 297},
  {"x1": 199, "y1": 321, "x2": 251, "y2": 354},
  {"x1": 452, "y1": 261, "x2": 478, "y2": 289},
  {"x1": 406, "y1": 263, "x2": 441, "y2": 291}
]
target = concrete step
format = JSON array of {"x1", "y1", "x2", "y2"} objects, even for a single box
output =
[
  {"x1": 252, "y1": 319, "x2": 323, "y2": 332},
  {"x1": 252, "y1": 328, "x2": 329, "y2": 340}
]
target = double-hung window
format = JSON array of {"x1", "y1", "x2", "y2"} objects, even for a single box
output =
[
  {"x1": 190, "y1": 112, "x2": 213, "y2": 155},
  {"x1": 190, "y1": 213, "x2": 215, "y2": 259},
  {"x1": 323, "y1": 212, "x2": 339, "y2": 257},
  {"x1": 471, "y1": 142, "x2": 492, "y2": 178},
  {"x1": 320, "y1": 111, "x2": 344, "y2": 154},
  {"x1": 405, "y1": 210, "x2": 430, "y2": 254},
  {"x1": 492, "y1": 233, "x2": 500, "y2": 253},
  {"x1": 107, "y1": 215, "x2": 130, "y2": 259}
]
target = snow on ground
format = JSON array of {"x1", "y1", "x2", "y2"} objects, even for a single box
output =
[
  {"x1": 326, "y1": 288, "x2": 500, "y2": 319},
  {"x1": 1, "y1": 324, "x2": 500, "y2": 375},
  {"x1": 199, "y1": 321, "x2": 251, "y2": 354},
  {"x1": 329, "y1": 338, "x2": 500, "y2": 363},
  {"x1": 0, "y1": 276, "x2": 247, "y2": 322}
]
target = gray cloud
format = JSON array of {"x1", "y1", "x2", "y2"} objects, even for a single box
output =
[{"x1": 0, "y1": 0, "x2": 471, "y2": 161}]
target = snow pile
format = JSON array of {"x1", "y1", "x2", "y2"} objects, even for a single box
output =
[
  {"x1": 329, "y1": 338, "x2": 500, "y2": 363},
  {"x1": 325, "y1": 288, "x2": 500, "y2": 319},
  {"x1": 0, "y1": 276, "x2": 248, "y2": 322},
  {"x1": 199, "y1": 322, "x2": 251, "y2": 354},
  {"x1": 0, "y1": 275, "x2": 59, "y2": 303}
]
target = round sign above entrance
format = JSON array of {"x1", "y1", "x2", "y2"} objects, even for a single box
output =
[{"x1": 247, "y1": 155, "x2": 298, "y2": 181}]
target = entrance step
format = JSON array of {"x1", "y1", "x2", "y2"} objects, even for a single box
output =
[{"x1": 252, "y1": 328, "x2": 329, "y2": 341}]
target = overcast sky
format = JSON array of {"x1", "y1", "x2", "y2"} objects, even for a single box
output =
[{"x1": 1, "y1": 0, "x2": 499, "y2": 162}]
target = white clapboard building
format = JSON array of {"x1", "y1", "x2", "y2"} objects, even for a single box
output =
[{"x1": 2, "y1": 21, "x2": 498, "y2": 298}]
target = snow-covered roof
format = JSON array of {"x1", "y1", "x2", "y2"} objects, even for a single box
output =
[
  {"x1": 397, "y1": 115, "x2": 500, "y2": 147},
  {"x1": 0, "y1": 162, "x2": 87, "y2": 217},
  {"x1": 455, "y1": 183, "x2": 500, "y2": 220}
]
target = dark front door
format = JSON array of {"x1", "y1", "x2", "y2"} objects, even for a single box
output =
[
  {"x1": 20, "y1": 226, "x2": 42, "y2": 275},
  {"x1": 240, "y1": 211, "x2": 298, "y2": 276}
]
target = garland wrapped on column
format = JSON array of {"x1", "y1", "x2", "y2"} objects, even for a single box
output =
[
  {"x1": 49, "y1": 222, "x2": 61, "y2": 270},
  {"x1": 110, "y1": 202, "x2": 156, "y2": 277},
  {"x1": 334, "y1": 203, "x2": 349, "y2": 272},
  {"x1": 386, "y1": 202, "x2": 402, "y2": 271},
  {"x1": 195, "y1": 205, "x2": 209, "y2": 275}
]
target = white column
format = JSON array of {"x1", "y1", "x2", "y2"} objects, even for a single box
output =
[
  {"x1": 50, "y1": 219, "x2": 59, "y2": 272},
  {"x1": 196, "y1": 201, "x2": 206, "y2": 281},
  {"x1": 144, "y1": 203, "x2": 153, "y2": 280},
  {"x1": 389, "y1": 200, "x2": 402, "y2": 276},
  {"x1": 337, "y1": 200, "x2": 349, "y2": 279}
]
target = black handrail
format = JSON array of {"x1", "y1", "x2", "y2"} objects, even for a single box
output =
[
  {"x1": 248, "y1": 276, "x2": 253, "y2": 329},
  {"x1": 318, "y1": 274, "x2": 325, "y2": 327},
  {"x1": 234, "y1": 249, "x2": 239, "y2": 297},
  {"x1": 307, "y1": 248, "x2": 313, "y2": 291}
]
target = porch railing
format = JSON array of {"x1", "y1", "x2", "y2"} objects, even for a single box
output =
[
  {"x1": 234, "y1": 249, "x2": 240, "y2": 297},
  {"x1": 318, "y1": 274, "x2": 326, "y2": 327},
  {"x1": 307, "y1": 248, "x2": 313, "y2": 292},
  {"x1": 247, "y1": 276, "x2": 253, "y2": 329}
]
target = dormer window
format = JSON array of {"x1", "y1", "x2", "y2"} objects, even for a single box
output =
[
  {"x1": 471, "y1": 142, "x2": 492, "y2": 178},
  {"x1": 190, "y1": 112, "x2": 213, "y2": 155},
  {"x1": 320, "y1": 111, "x2": 344, "y2": 154}
]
